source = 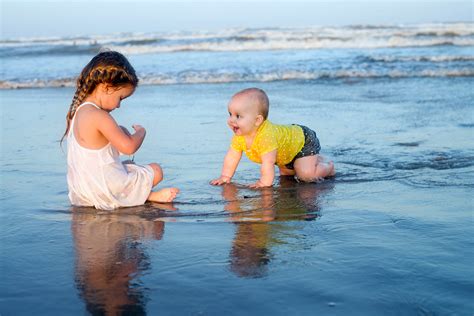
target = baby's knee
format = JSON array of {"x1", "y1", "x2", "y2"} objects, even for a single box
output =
[
  {"x1": 149, "y1": 163, "x2": 163, "y2": 185},
  {"x1": 295, "y1": 169, "x2": 317, "y2": 182}
]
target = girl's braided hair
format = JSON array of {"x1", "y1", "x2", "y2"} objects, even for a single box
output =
[{"x1": 60, "y1": 51, "x2": 138, "y2": 145}]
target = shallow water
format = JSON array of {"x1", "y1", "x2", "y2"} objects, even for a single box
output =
[{"x1": 0, "y1": 77, "x2": 473, "y2": 315}]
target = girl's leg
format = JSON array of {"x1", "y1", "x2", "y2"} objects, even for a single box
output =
[
  {"x1": 149, "y1": 163, "x2": 163, "y2": 186},
  {"x1": 147, "y1": 163, "x2": 179, "y2": 203},
  {"x1": 293, "y1": 155, "x2": 335, "y2": 182}
]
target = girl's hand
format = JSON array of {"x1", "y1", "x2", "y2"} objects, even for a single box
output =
[
  {"x1": 119, "y1": 125, "x2": 132, "y2": 136},
  {"x1": 210, "y1": 176, "x2": 231, "y2": 186},
  {"x1": 132, "y1": 124, "x2": 145, "y2": 134}
]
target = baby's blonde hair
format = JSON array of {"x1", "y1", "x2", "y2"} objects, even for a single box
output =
[
  {"x1": 234, "y1": 87, "x2": 269, "y2": 119},
  {"x1": 60, "y1": 51, "x2": 138, "y2": 145}
]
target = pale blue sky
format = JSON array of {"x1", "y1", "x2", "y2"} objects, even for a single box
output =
[{"x1": 1, "y1": 0, "x2": 472, "y2": 39}]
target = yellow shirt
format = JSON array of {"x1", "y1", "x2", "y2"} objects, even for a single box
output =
[{"x1": 231, "y1": 120, "x2": 305, "y2": 166}]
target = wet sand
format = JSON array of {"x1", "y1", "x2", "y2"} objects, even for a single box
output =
[{"x1": 1, "y1": 78, "x2": 473, "y2": 314}]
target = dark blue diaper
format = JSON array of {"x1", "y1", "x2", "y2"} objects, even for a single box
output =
[{"x1": 284, "y1": 125, "x2": 320, "y2": 170}]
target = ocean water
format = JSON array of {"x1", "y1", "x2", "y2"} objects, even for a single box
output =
[
  {"x1": 1, "y1": 24, "x2": 474, "y2": 315},
  {"x1": 1, "y1": 23, "x2": 474, "y2": 88}
]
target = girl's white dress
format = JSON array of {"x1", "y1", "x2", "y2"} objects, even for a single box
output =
[{"x1": 67, "y1": 102, "x2": 154, "y2": 210}]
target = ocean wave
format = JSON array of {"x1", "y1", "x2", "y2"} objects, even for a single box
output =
[
  {"x1": 0, "y1": 79, "x2": 76, "y2": 89},
  {"x1": 2, "y1": 68, "x2": 473, "y2": 89},
  {"x1": 1, "y1": 23, "x2": 473, "y2": 56},
  {"x1": 366, "y1": 55, "x2": 474, "y2": 63},
  {"x1": 103, "y1": 38, "x2": 474, "y2": 55},
  {"x1": 4, "y1": 37, "x2": 472, "y2": 57}
]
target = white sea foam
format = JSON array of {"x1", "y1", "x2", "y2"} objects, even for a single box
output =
[
  {"x1": 2, "y1": 68, "x2": 473, "y2": 89},
  {"x1": 368, "y1": 55, "x2": 474, "y2": 63},
  {"x1": 1, "y1": 23, "x2": 472, "y2": 54},
  {"x1": 101, "y1": 37, "x2": 474, "y2": 55},
  {"x1": 0, "y1": 79, "x2": 76, "y2": 89}
]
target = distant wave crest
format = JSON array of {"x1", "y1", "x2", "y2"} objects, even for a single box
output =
[
  {"x1": 366, "y1": 55, "x2": 474, "y2": 63},
  {"x1": 1, "y1": 23, "x2": 473, "y2": 56},
  {"x1": 2, "y1": 68, "x2": 473, "y2": 89}
]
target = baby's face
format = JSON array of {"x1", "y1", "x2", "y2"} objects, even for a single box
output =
[{"x1": 227, "y1": 95, "x2": 261, "y2": 136}]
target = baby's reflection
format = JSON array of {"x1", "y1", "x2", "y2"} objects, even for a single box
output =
[
  {"x1": 71, "y1": 206, "x2": 167, "y2": 315},
  {"x1": 222, "y1": 177, "x2": 334, "y2": 278}
]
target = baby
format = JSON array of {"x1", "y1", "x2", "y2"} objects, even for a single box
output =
[{"x1": 210, "y1": 88, "x2": 335, "y2": 188}]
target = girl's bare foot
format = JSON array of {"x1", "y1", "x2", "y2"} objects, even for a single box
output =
[{"x1": 148, "y1": 188, "x2": 179, "y2": 203}]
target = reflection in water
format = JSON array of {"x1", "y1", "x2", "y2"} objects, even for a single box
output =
[
  {"x1": 223, "y1": 177, "x2": 334, "y2": 278},
  {"x1": 69, "y1": 179, "x2": 334, "y2": 310},
  {"x1": 71, "y1": 207, "x2": 166, "y2": 315}
]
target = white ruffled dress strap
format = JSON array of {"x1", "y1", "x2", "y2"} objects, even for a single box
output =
[
  {"x1": 77, "y1": 101, "x2": 101, "y2": 111},
  {"x1": 69, "y1": 102, "x2": 101, "y2": 137}
]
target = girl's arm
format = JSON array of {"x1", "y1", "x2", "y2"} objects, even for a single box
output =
[
  {"x1": 248, "y1": 150, "x2": 277, "y2": 188},
  {"x1": 96, "y1": 112, "x2": 145, "y2": 155},
  {"x1": 210, "y1": 148, "x2": 242, "y2": 185}
]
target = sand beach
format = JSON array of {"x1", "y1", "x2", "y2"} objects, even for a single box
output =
[{"x1": 1, "y1": 21, "x2": 474, "y2": 314}]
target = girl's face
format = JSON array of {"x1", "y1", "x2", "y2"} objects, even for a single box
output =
[
  {"x1": 227, "y1": 95, "x2": 263, "y2": 136},
  {"x1": 98, "y1": 84, "x2": 135, "y2": 112}
]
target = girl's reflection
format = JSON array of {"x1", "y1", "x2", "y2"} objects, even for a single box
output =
[
  {"x1": 222, "y1": 177, "x2": 334, "y2": 278},
  {"x1": 71, "y1": 207, "x2": 167, "y2": 315}
]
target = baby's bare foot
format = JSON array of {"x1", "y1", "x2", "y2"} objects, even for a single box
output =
[
  {"x1": 328, "y1": 161, "x2": 335, "y2": 177},
  {"x1": 315, "y1": 161, "x2": 335, "y2": 178},
  {"x1": 149, "y1": 188, "x2": 179, "y2": 203}
]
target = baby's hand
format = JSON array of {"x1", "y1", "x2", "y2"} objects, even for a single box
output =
[
  {"x1": 210, "y1": 176, "x2": 231, "y2": 186},
  {"x1": 248, "y1": 180, "x2": 272, "y2": 189}
]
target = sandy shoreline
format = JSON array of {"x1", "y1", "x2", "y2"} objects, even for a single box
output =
[{"x1": 1, "y1": 79, "x2": 473, "y2": 314}]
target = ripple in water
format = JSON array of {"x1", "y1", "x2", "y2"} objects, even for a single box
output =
[
  {"x1": 333, "y1": 147, "x2": 474, "y2": 187},
  {"x1": 44, "y1": 180, "x2": 334, "y2": 222}
]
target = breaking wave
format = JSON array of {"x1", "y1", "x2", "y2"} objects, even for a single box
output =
[
  {"x1": 1, "y1": 23, "x2": 473, "y2": 57},
  {"x1": 2, "y1": 68, "x2": 473, "y2": 89}
]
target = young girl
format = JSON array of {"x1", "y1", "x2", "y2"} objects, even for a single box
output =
[{"x1": 62, "y1": 51, "x2": 179, "y2": 210}]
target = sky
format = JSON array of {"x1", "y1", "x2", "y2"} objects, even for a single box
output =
[{"x1": 1, "y1": 0, "x2": 472, "y2": 39}]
